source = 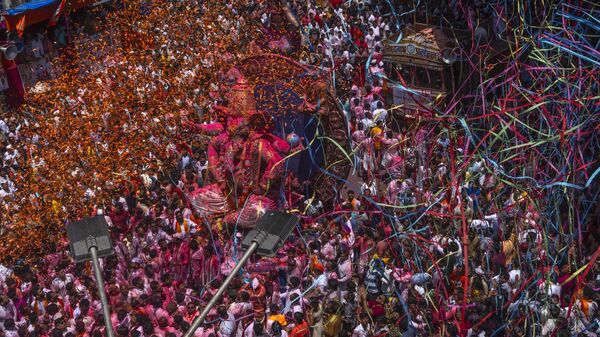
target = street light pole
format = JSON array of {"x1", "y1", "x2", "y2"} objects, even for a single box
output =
[
  {"x1": 89, "y1": 241, "x2": 115, "y2": 337},
  {"x1": 67, "y1": 216, "x2": 116, "y2": 337},
  {"x1": 183, "y1": 241, "x2": 259, "y2": 337}
]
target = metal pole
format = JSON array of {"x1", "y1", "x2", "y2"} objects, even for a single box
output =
[
  {"x1": 184, "y1": 241, "x2": 259, "y2": 337},
  {"x1": 90, "y1": 246, "x2": 115, "y2": 337}
]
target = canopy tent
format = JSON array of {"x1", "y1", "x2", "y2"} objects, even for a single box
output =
[
  {"x1": 4, "y1": 0, "x2": 97, "y2": 33},
  {"x1": 6, "y1": 0, "x2": 58, "y2": 15}
]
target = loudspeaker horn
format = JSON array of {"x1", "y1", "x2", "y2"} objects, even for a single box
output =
[{"x1": 1, "y1": 44, "x2": 19, "y2": 61}]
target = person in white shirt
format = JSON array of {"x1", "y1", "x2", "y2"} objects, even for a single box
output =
[
  {"x1": 371, "y1": 22, "x2": 381, "y2": 39},
  {"x1": 509, "y1": 269, "x2": 522, "y2": 284},
  {"x1": 372, "y1": 101, "x2": 387, "y2": 125},
  {"x1": 0, "y1": 174, "x2": 16, "y2": 199},
  {"x1": 360, "y1": 111, "x2": 375, "y2": 130},
  {"x1": 352, "y1": 313, "x2": 370, "y2": 337},
  {"x1": 337, "y1": 253, "x2": 353, "y2": 289},
  {"x1": 2, "y1": 145, "x2": 19, "y2": 168},
  {"x1": 241, "y1": 320, "x2": 255, "y2": 337},
  {"x1": 360, "y1": 181, "x2": 377, "y2": 197},
  {"x1": 194, "y1": 151, "x2": 208, "y2": 185},
  {"x1": 467, "y1": 325, "x2": 486, "y2": 337},
  {"x1": 180, "y1": 153, "x2": 191, "y2": 171},
  {"x1": 365, "y1": 29, "x2": 375, "y2": 50},
  {"x1": 322, "y1": 239, "x2": 337, "y2": 262},
  {"x1": 2, "y1": 318, "x2": 19, "y2": 337},
  {"x1": 304, "y1": 198, "x2": 324, "y2": 217},
  {"x1": 314, "y1": 272, "x2": 329, "y2": 293},
  {"x1": 331, "y1": 31, "x2": 342, "y2": 49},
  {"x1": 228, "y1": 291, "x2": 253, "y2": 318},
  {"x1": 0, "y1": 296, "x2": 16, "y2": 331},
  {"x1": 218, "y1": 305, "x2": 237, "y2": 337},
  {"x1": 541, "y1": 305, "x2": 561, "y2": 336}
]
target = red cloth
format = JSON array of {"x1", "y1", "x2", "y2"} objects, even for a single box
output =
[
  {"x1": 1, "y1": 59, "x2": 25, "y2": 107},
  {"x1": 558, "y1": 272, "x2": 576, "y2": 305},
  {"x1": 355, "y1": 38, "x2": 368, "y2": 50},
  {"x1": 350, "y1": 26, "x2": 363, "y2": 41},
  {"x1": 301, "y1": 15, "x2": 310, "y2": 26},
  {"x1": 367, "y1": 300, "x2": 385, "y2": 318},
  {"x1": 314, "y1": 14, "x2": 323, "y2": 27},
  {"x1": 353, "y1": 65, "x2": 366, "y2": 89},
  {"x1": 109, "y1": 209, "x2": 129, "y2": 233},
  {"x1": 290, "y1": 321, "x2": 310, "y2": 337}
]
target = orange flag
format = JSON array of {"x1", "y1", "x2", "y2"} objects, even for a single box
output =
[{"x1": 16, "y1": 15, "x2": 26, "y2": 38}]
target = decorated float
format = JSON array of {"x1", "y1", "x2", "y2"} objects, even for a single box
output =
[
  {"x1": 185, "y1": 54, "x2": 351, "y2": 228},
  {"x1": 383, "y1": 24, "x2": 454, "y2": 119}
]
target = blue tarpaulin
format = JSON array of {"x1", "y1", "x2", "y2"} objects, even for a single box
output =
[{"x1": 6, "y1": 0, "x2": 58, "y2": 16}]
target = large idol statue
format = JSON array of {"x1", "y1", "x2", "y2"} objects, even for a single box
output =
[
  {"x1": 185, "y1": 77, "x2": 291, "y2": 227},
  {"x1": 185, "y1": 54, "x2": 351, "y2": 228}
]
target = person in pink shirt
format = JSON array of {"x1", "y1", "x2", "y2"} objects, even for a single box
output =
[
  {"x1": 160, "y1": 275, "x2": 175, "y2": 305},
  {"x1": 157, "y1": 239, "x2": 173, "y2": 275},
  {"x1": 189, "y1": 239, "x2": 204, "y2": 288},
  {"x1": 129, "y1": 207, "x2": 145, "y2": 234},
  {"x1": 107, "y1": 282, "x2": 123, "y2": 307},
  {"x1": 352, "y1": 99, "x2": 365, "y2": 120},
  {"x1": 322, "y1": 238, "x2": 337, "y2": 262},
  {"x1": 111, "y1": 308, "x2": 130, "y2": 333},
  {"x1": 286, "y1": 258, "x2": 303, "y2": 282},
  {"x1": 184, "y1": 301, "x2": 199, "y2": 324},
  {"x1": 109, "y1": 203, "x2": 130, "y2": 235},
  {"x1": 172, "y1": 235, "x2": 190, "y2": 282},
  {"x1": 200, "y1": 247, "x2": 220, "y2": 287},
  {"x1": 228, "y1": 291, "x2": 252, "y2": 319},
  {"x1": 154, "y1": 316, "x2": 170, "y2": 336},
  {"x1": 202, "y1": 280, "x2": 220, "y2": 303},
  {"x1": 147, "y1": 294, "x2": 169, "y2": 326}
]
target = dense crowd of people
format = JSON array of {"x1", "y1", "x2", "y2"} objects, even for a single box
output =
[{"x1": 1, "y1": 1, "x2": 599, "y2": 337}]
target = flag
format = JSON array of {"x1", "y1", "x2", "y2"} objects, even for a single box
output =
[
  {"x1": 49, "y1": 0, "x2": 68, "y2": 27},
  {"x1": 15, "y1": 15, "x2": 26, "y2": 38},
  {"x1": 342, "y1": 219, "x2": 355, "y2": 247}
]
